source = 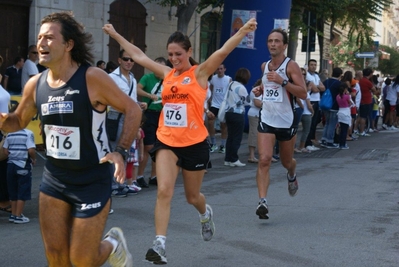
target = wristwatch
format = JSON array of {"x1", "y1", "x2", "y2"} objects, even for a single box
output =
[
  {"x1": 114, "y1": 146, "x2": 129, "y2": 161},
  {"x1": 281, "y1": 80, "x2": 288, "y2": 87}
]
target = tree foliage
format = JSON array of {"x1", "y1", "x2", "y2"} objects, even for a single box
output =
[{"x1": 376, "y1": 45, "x2": 399, "y2": 76}]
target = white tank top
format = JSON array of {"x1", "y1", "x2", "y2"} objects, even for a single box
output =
[
  {"x1": 210, "y1": 74, "x2": 231, "y2": 108},
  {"x1": 260, "y1": 57, "x2": 295, "y2": 128}
]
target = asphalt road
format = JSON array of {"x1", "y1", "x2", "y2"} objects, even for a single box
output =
[{"x1": 1, "y1": 127, "x2": 399, "y2": 267}]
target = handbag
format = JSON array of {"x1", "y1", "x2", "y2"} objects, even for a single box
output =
[
  {"x1": 106, "y1": 78, "x2": 134, "y2": 141},
  {"x1": 217, "y1": 82, "x2": 233, "y2": 123},
  {"x1": 0, "y1": 132, "x2": 8, "y2": 161}
]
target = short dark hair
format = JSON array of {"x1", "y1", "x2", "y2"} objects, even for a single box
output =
[
  {"x1": 308, "y1": 59, "x2": 317, "y2": 65},
  {"x1": 268, "y1": 28, "x2": 288, "y2": 44},
  {"x1": 13, "y1": 56, "x2": 24, "y2": 65},
  {"x1": 362, "y1": 68, "x2": 373, "y2": 77},
  {"x1": 96, "y1": 60, "x2": 105, "y2": 67},
  {"x1": 41, "y1": 11, "x2": 94, "y2": 65},
  {"x1": 332, "y1": 67, "x2": 343, "y2": 78},
  {"x1": 235, "y1": 68, "x2": 251, "y2": 85},
  {"x1": 154, "y1": 57, "x2": 167, "y2": 65}
]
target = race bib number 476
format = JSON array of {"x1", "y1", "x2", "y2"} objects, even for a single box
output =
[
  {"x1": 44, "y1": 124, "x2": 80, "y2": 160},
  {"x1": 163, "y1": 103, "x2": 187, "y2": 127}
]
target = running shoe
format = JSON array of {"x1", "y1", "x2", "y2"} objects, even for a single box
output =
[
  {"x1": 359, "y1": 132, "x2": 370, "y2": 136},
  {"x1": 111, "y1": 188, "x2": 127, "y2": 198},
  {"x1": 256, "y1": 201, "x2": 269, "y2": 219},
  {"x1": 145, "y1": 240, "x2": 167, "y2": 265},
  {"x1": 136, "y1": 177, "x2": 149, "y2": 188},
  {"x1": 200, "y1": 204, "x2": 215, "y2": 241},
  {"x1": 287, "y1": 172, "x2": 298, "y2": 197},
  {"x1": 9, "y1": 214, "x2": 16, "y2": 223},
  {"x1": 148, "y1": 176, "x2": 157, "y2": 186},
  {"x1": 126, "y1": 186, "x2": 138, "y2": 195},
  {"x1": 13, "y1": 214, "x2": 30, "y2": 224},
  {"x1": 210, "y1": 144, "x2": 218, "y2": 153},
  {"x1": 229, "y1": 160, "x2": 246, "y2": 167},
  {"x1": 382, "y1": 124, "x2": 388, "y2": 130},
  {"x1": 131, "y1": 181, "x2": 142, "y2": 191},
  {"x1": 218, "y1": 146, "x2": 225, "y2": 154},
  {"x1": 105, "y1": 227, "x2": 133, "y2": 267}
]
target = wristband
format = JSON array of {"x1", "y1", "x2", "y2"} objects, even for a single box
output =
[{"x1": 114, "y1": 146, "x2": 129, "y2": 161}]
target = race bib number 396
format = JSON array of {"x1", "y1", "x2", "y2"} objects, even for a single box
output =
[
  {"x1": 163, "y1": 103, "x2": 187, "y2": 127},
  {"x1": 44, "y1": 124, "x2": 80, "y2": 160}
]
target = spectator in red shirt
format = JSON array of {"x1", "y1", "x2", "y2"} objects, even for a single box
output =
[{"x1": 358, "y1": 68, "x2": 376, "y2": 136}]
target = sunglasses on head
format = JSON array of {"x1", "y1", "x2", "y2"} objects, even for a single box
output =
[{"x1": 121, "y1": 57, "x2": 134, "y2": 63}]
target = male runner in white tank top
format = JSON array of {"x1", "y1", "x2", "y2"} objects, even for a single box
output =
[{"x1": 252, "y1": 28, "x2": 307, "y2": 220}]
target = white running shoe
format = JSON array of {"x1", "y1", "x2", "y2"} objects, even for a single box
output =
[
  {"x1": 200, "y1": 204, "x2": 215, "y2": 241},
  {"x1": 306, "y1": 145, "x2": 320, "y2": 151},
  {"x1": 229, "y1": 160, "x2": 246, "y2": 167},
  {"x1": 105, "y1": 227, "x2": 133, "y2": 267}
]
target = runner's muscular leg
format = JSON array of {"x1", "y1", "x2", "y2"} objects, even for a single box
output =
[
  {"x1": 182, "y1": 169, "x2": 206, "y2": 214},
  {"x1": 154, "y1": 149, "x2": 180, "y2": 236},
  {"x1": 279, "y1": 137, "x2": 297, "y2": 177},
  {"x1": 69, "y1": 199, "x2": 112, "y2": 267},
  {"x1": 39, "y1": 192, "x2": 73, "y2": 267},
  {"x1": 256, "y1": 133, "x2": 275, "y2": 198}
]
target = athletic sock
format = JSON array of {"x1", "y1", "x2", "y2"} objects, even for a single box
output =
[
  {"x1": 220, "y1": 139, "x2": 226, "y2": 147},
  {"x1": 199, "y1": 209, "x2": 210, "y2": 221},
  {"x1": 104, "y1": 236, "x2": 118, "y2": 254},
  {"x1": 156, "y1": 235, "x2": 166, "y2": 247},
  {"x1": 288, "y1": 173, "x2": 296, "y2": 182},
  {"x1": 260, "y1": 198, "x2": 267, "y2": 204}
]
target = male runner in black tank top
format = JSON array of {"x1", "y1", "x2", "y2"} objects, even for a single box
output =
[{"x1": 0, "y1": 12, "x2": 141, "y2": 267}]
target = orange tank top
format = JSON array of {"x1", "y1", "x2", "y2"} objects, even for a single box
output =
[{"x1": 157, "y1": 65, "x2": 208, "y2": 147}]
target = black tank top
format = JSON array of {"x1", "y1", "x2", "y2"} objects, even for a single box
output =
[{"x1": 36, "y1": 64, "x2": 111, "y2": 171}]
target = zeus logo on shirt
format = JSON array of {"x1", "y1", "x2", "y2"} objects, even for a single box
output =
[{"x1": 41, "y1": 101, "x2": 74, "y2": 116}]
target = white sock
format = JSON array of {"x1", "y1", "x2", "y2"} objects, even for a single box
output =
[
  {"x1": 199, "y1": 210, "x2": 210, "y2": 221},
  {"x1": 260, "y1": 198, "x2": 267, "y2": 204},
  {"x1": 104, "y1": 236, "x2": 118, "y2": 254},
  {"x1": 156, "y1": 235, "x2": 166, "y2": 247}
]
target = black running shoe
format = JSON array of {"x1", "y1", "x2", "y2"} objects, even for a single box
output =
[
  {"x1": 256, "y1": 202, "x2": 269, "y2": 219},
  {"x1": 148, "y1": 176, "x2": 157, "y2": 186},
  {"x1": 145, "y1": 240, "x2": 167, "y2": 264},
  {"x1": 136, "y1": 177, "x2": 149, "y2": 188}
]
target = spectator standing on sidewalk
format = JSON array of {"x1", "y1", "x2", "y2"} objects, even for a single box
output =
[
  {"x1": 3, "y1": 128, "x2": 36, "y2": 223},
  {"x1": 136, "y1": 56, "x2": 167, "y2": 188},
  {"x1": 336, "y1": 82, "x2": 352, "y2": 149},
  {"x1": 304, "y1": 59, "x2": 325, "y2": 151},
  {"x1": 320, "y1": 67, "x2": 342, "y2": 148},
  {"x1": 358, "y1": 68, "x2": 377, "y2": 136},
  {"x1": 253, "y1": 28, "x2": 307, "y2": 220},
  {"x1": 224, "y1": 68, "x2": 251, "y2": 167}
]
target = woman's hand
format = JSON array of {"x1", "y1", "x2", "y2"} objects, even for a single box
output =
[
  {"x1": 239, "y1": 18, "x2": 257, "y2": 34},
  {"x1": 102, "y1": 24, "x2": 117, "y2": 38}
]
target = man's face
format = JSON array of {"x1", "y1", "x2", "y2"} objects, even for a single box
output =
[
  {"x1": 28, "y1": 47, "x2": 39, "y2": 62},
  {"x1": 308, "y1": 61, "x2": 317, "y2": 73},
  {"x1": 37, "y1": 22, "x2": 70, "y2": 67},
  {"x1": 118, "y1": 52, "x2": 134, "y2": 72},
  {"x1": 267, "y1": 32, "x2": 287, "y2": 57},
  {"x1": 216, "y1": 65, "x2": 225, "y2": 77}
]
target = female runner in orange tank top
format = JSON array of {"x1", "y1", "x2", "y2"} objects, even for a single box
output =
[{"x1": 103, "y1": 19, "x2": 257, "y2": 264}]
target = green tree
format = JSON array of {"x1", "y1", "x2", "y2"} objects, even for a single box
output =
[
  {"x1": 288, "y1": 0, "x2": 392, "y2": 68},
  {"x1": 376, "y1": 45, "x2": 399, "y2": 76}
]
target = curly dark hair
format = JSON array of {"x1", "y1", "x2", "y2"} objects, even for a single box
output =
[{"x1": 41, "y1": 11, "x2": 94, "y2": 65}]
